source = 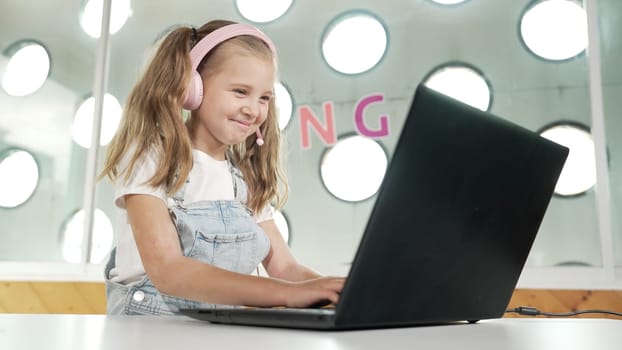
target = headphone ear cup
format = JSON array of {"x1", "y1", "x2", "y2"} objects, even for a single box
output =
[{"x1": 183, "y1": 70, "x2": 203, "y2": 110}]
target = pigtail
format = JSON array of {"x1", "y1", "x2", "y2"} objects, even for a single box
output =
[{"x1": 100, "y1": 27, "x2": 194, "y2": 195}]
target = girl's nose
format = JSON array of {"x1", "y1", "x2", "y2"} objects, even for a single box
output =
[{"x1": 242, "y1": 102, "x2": 259, "y2": 118}]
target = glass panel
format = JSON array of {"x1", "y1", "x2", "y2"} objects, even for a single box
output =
[
  {"x1": 511, "y1": 0, "x2": 600, "y2": 267},
  {"x1": 1, "y1": 0, "x2": 608, "y2": 272},
  {"x1": 0, "y1": 1, "x2": 97, "y2": 262},
  {"x1": 598, "y1": 0, "x2": 622, "y2": 267}
]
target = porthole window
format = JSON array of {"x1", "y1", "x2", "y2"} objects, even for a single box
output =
[
  {"x1": 236, "y1": 0, "x2": 293, "y2": 23},
  {"x1": 1, "y1": 40, "x2": 51, "y2": 97},
  {"x1": 539, "y1": 122, "x2": 596, "y2": 196},
  {"x1": 0, "y1": 148, "x2": 39, "y2": 208},
  {"x1": 423, "y1": 62, "x2": 492, "y2": 111},
  {"x1": 80, "y1": 0, "x2": 132, "y2": 38},
  {"x1": 322, "y1": 12, "x2": 388, "y2": 75},
  {"x1": 320, "y1": 135, "x2": 387, "y2": 202},
  {"x1": 429, "y1": 0, "x2": 470, "y2": 5},
  {"x1": 273, "y1": 209, "x2": 291, "y2": 245},
  {"x1": 60, "y1": 208, "x2": 114, "y2": 264},
  {"x1": 519, "y1": 0, "x2": 587, "y2": 61},
  {"x1": 72, "y1": 93, "x2": 122, "y2": 148},
  {"x1": 275, "y1": 82, "x2": 293, "y2": 130}
]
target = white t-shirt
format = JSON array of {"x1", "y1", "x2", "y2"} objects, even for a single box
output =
[{"x1": 109, "y1": 147, "x2": 272, "y2": 284}]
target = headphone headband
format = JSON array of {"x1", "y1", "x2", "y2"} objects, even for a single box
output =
[
  {"x1": 189, "y1": 23, "x2": 277, "y2": 70},
  {"x1": 184, "y1": 23, "x2": 277, "y2": 110}
]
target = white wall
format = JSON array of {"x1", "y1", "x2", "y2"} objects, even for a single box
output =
[{"x1": 0, "y1": 0, "x2": 620, "y2": 284}]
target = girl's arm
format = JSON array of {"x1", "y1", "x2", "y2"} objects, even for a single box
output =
[
  {"x1": 126, "y1": 194, "x2": 343, "y2": 307},
  {"x1": 259, "y1": 219, "x2": 326, "y2": 281}
]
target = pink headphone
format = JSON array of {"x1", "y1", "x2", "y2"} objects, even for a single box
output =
[{"x1": 184, "y1": 23, "x2": 278, "y2": 146}]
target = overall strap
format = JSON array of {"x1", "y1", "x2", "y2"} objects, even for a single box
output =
[
  {"x1": 226, "y1": 153, "x2": 249, "y2": 205},
  {"x1": 169, "y1": 177, "x2": 189, "y2": 207}
]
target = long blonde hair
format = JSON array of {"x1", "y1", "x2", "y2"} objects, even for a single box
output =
[{"x1": 100, "y1": 20, "x2": 288, "y2": 213}]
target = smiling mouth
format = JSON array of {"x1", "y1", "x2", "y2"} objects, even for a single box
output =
[{"x1": 231, "y1": 119, "x2": 252, "y2": 130}]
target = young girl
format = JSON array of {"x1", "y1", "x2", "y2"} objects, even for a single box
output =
[{"x1": 100, "y1": 19, "x2": 344, "y2": 315}]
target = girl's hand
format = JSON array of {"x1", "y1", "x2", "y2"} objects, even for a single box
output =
[{"x1": 283, "y1": 276, "x2": 345, "y2": 308}]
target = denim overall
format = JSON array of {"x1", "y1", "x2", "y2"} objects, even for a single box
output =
[{"x1": 104, "y1": 161, "x2": 271, "y2": 315}]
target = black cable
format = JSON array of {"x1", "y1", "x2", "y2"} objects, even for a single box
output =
[{"x1": 506, "y1": 306, "x2": 622, "y2": 318}]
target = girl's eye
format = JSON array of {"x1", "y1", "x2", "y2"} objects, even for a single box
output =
[
  {"x1": 233, "y1": 89, "x2": 247, "y2": 95},
  {"x1": 260, "y1": 95, "x2": 272, "y2": 102}
]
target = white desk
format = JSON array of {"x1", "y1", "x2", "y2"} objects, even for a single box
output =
[{"x1": 1, "y1": 314, "x2": 621, "y2": 350}]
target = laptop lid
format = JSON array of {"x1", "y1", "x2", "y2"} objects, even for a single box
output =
[
  {"x1": 333, "y1": 84, "x2": 568, "y2": 328},
  {"x1": 181, "y1": 84, "x2": 568, "y2": 330}
]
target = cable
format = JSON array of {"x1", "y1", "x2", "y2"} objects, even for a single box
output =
[{"x1": 506, "y1": 306, "x2": 622, "y2": 318}]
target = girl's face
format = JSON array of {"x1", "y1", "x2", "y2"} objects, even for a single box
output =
[{"x1": 191, "y1": 52, "x2": 275, "y2": 158}]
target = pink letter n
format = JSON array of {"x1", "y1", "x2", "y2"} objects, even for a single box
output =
[{"x1": 299, "y1": 102, "x2": 336, "y2": 150}]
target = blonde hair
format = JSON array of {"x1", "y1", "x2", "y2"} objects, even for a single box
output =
[{"x1": 100, "y1": 20, "x2": 288, "y2": 213}]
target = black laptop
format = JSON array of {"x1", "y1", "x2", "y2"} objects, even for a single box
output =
[{"x1": 180, "y1": 84, "x2": 569, "y2": 330}]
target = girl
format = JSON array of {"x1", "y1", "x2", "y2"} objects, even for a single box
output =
[{"x1": 100, "y1": 19, "x2": 344, "y2": 315}]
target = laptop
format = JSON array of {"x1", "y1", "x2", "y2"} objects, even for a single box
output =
[{"x1": 180, "y1": 84, "x2": 569, "y2": 330}]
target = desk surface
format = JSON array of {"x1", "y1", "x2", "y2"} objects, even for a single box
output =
[{"x1": 1, "y1": 314, "x2": 621, "y2": 350}]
